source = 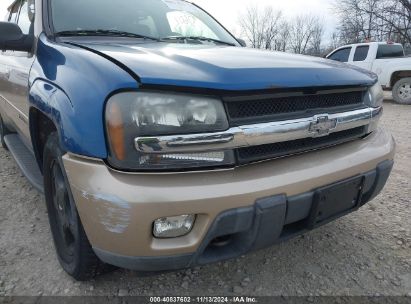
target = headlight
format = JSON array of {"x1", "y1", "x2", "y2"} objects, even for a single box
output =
[
  {"x1": 105, "y1": 92, "x2": 234, "y2": 171},
  {"x1": 365, "y1": 83, "x2": 383, "y2": 108}
]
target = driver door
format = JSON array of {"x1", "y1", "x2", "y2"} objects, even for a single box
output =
[{"x1": 0, "y1": 0, "x2": 35, "y2": 144}]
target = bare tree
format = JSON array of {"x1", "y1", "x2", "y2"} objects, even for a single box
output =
[
  {"x1": 334, "y1": 0, "x2": 411, "y2": 46},
  {"x1": 308, "y1": 22, "x2": 325, "y2": 55},
  {"x1": 373, "y1": 0, "x2": 411, "y2": 45},
  {"x1": 239, "y1": 5, "x2": 265, "y2": 49},
  {"x1": 239, "y1": 6, "x2": 326, "y2": 56},
  {"x1": 323, "y1": 31, "x2": 343, "y2": 56},
  {"x1": 239, "y1": 5, "x2": 284, "y2": 50},
  {"x1": 262, "y1": 9, "x2": 283, "y2": 50},
  {"x1": 240, "y1": 0, "x2": 410, "y2": 55},
  {"x1": 330, "y1": 31, "x2": 342, "y2": 50},
  {"x1": 288, "y1": 14, "x2": 323, "y2": 55},
  {"x1": 334, "y1": 0, "x2": 376, "y2": 42},
  {"x1": 273, "y1": 21, "x2": 290, "y2": 52}
]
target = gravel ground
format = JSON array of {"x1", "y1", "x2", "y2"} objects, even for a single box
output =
[{"x1": 0, "y1": 95, "x2": 410, "y2": 297}]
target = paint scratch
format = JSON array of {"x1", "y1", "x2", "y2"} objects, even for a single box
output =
[{"x1": 81, "y1": 191, "x2": 131, "y2": 234}]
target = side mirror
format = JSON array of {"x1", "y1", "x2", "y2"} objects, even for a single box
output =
[
  {"x1": 237, "y1": 38, "x2": 247, "y2": 47},
  {"x1": 0, "y1": 22, "x2": 33, "y2": 52}
]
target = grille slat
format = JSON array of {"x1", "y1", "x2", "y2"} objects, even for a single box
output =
[
  {"x1": 237, "y1": 126, "x2": 367, "y2": 165},
  {"x1": 226, "y1": 91, "x2": 364, "y2": 122}
]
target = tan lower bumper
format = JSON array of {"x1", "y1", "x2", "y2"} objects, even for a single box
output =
[{"x1": 62, "y1": 128, "x2": 395, "y2": 257}]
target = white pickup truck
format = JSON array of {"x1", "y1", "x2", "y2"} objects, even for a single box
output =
[{"x1": 327, "y1": 42, "x2": 411, "y2": 104}]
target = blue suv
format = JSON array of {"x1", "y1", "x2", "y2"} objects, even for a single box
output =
[{"x1": 0, "y1": 0, "x2": 395, "y2": 281}]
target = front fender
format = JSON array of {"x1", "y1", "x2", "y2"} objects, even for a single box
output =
[
  {"x1": 28, "y1": 34, "x2": 139, "y2": 158},
  {"x1": 29, "y1": 80, "x2": 79, "y2": 153}
]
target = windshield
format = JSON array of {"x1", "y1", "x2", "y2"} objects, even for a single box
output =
[{"x1": 50, "y1": 0, "x2": 239, "y2": 46}]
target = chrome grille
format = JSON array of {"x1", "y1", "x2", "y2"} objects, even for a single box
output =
[{"x1": 134, "y1": 88, "x2": 378, "y2": 170}]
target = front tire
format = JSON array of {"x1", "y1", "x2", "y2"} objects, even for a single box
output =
[
  {"x1": 392, "y1": 77, "x2": 411, "y2": 105},
  {"x1": 43, "y1": 132, "x2": 109, "y2": 280}
]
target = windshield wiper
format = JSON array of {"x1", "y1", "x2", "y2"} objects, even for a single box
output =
[
  {"x1": 55, "y1": 29, "x2": 160, "y2": 41},
  {"x1": 161, "y1": 36, "x2": 236, "y2": 46}
]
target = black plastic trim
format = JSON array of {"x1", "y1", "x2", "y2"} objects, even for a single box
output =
[
  {"x1": 93, "y1": 248, "x2": 193, "y2": 273},
  {"x1": 3, "y1": 134, "x2": 44, "y2": 193},
  {"x1": 139, "y1": 84, "x2": 374, "y2": 99}
]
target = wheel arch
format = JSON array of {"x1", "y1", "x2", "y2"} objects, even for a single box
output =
[
  {"x1": 29, "y1": 107, "x2": 58, "y2": 173},
  {"x1": 29, "y1": 79, "x2": 74, "y2": 171},
  {"x1": 390, "y1": 70, "x2": 411, "y2": 88}
]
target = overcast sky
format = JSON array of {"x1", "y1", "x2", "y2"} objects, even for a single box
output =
[
  {"x1": 192, "y1": 0, "x2": 338, "y2": 38},
  {"x1": 0, "y1": 0, "x2": 13, "y2": 16},
  {"x1": 0, "y1": 0, "x2": 338, "y2": 39}
]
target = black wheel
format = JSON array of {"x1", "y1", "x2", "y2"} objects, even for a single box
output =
[
  {"x1": 43, "y1": 132, "x2": 112, "y2": 280},
  {"x1": 392, "y1": 77, "x2": 411, "y2": 105},
  {"x1": 0, "y1": 114, "x2": 10, "y2": 150}
]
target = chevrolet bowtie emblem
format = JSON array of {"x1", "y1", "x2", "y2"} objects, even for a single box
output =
[{"x1": 309, "y1": 115, "x2": 338, "y2": 137}]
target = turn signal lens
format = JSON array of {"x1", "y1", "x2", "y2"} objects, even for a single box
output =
[
  {"x1": 106, "y1": 101, "x2": 126, "y2": 160},
  {"x1": 365, "y1": 83, "x2": 384, "y2": 108}
]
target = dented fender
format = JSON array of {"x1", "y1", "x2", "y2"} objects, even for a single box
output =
[{"x1": 28, "y1": 34, "x2": 138, "y2": 159}]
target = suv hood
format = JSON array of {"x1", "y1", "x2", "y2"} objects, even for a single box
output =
[{"x1": 71, "y1": 41, "x2": 377, "y2": 91}]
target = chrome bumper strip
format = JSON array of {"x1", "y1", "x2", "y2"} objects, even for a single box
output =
[{"x1": 135, "y1": 107, "x2": 382, "y2": 154}]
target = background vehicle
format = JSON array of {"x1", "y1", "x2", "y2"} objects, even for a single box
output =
[
  {"x1": 327, "y1": 42, "x2": 411, "y2": 105},
  {"x1": 0, "y1": 0, "x2": 395, "y2": 281}
]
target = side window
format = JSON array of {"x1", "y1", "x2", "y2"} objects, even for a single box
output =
[
  {"x1": 328, "y1": 48, "x2": 351, "y2": 62},
  {"x1": 17, "y1": 0, "x2": 32, "y2": 34},
  {"x1": 353, "y1": 46, "x2": 369, "y2": 62},
  {"x1": 376, "y1": 45, "x2": 405, "y2": 59}
]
